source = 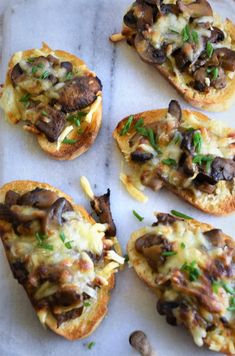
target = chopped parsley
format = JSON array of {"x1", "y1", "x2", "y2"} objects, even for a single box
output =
[
  {"x1": 84, "y1": 301, "x2": 91, "y2": 307},
  {"x1": 133, "y1": 210, "x2": 144, "y2": 222},
  {"x1": 59, "y1": 232, "x2": 73, "y2": 250},
  {"x1": 193, "y1": 131, "x2": 202, "y2": 153},
  {"x1": 134, "y1": 118, "x2": 144, "y2": 130},
  {"x1": 181, "y1": 261, "x2": 200, "y2": 281},
  {"x1": 191, "y1": 30, "x2": 199, "y2": 44},
  {"x1": 62, "y1": 138, "x2": 78, "y2": 144},
  {"x1": 162, "y1": 251, "x2": 177, "y2": 257},
  {"x1": 135, "y1": 125, "x2": 161, "y2": 152},
  {"x1": 124, "y1": 254, "x2": 129, "y2": 263},
  {"x1": 66, "y1": 72, "x2": 73, "y2": 80},
  {"x1": 120, "y1": 115, "x2": 134, "y2": 136},
  {"x1": 173, "y1": 132, "x2": 182, "y2": 145},
  {"x1": 182, "y1": 24, "x2": 190, "y2": 42},
  {"x1": 67, "y1": 112, "x2": 87, "y2": 127},
  {"x1": 27, "y1": 57, "x2": 35, "y2": 63},
  {"x1": 227, "y1": 297, "x2": 235, "y2": 312},
  {"x1": 222, "y1": 282, "x2": 235, "y2": 295},
  {"x1": 169, "y1": 28, "x2": 180, "y2": 34},
  {"x1": 162, "y1": 158, "x2": 177, "y2": 167},
  {"x1": 41, "y1": 110, "x2": 48, "y2": 117},
  {"x1": 32, "y1": 66, "x2": 38, "y2": 74},
  {"x1": 206, "y1": 42, "x2": 214, "y2": 58},
  {"x1": 171, "y1": 210, "x2": 193, "y2": 220},
  {"x1": 40, "y1": 71, "x2": 50, "y2": 80},
  {"x1": 212, "y1": 280, "x2": 221, "y2": 294},
  {"x1": 35, "y1": 232, "x2": 53, "y2": 251},
  {"x1": 19, "y1": 93, "x2": 31, "y2": 108},
  {"x1": 207, "y1": 67, "x2": 219, "y2": 80},
  {"x1": 193, "y1": 154, "x2": 214, "y2": 173},
  {"x1": 87, "y1": 341, "x2": 96, "y2": 350},
  {"x1": 180, "y1": 242, "x2": 186, "y2": 249}
]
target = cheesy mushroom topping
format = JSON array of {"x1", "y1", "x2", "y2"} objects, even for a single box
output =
[
  {"x1": 0, "y1": 45, "x2": 102, "y2": 149},
  {"x1": 133, "y1": 213, "x2": 235, "y2": 353},
  {"x1": 0, "y1": 188, "x2": 123, "y2": 327},
  {"x1": 121, "y1": 0, "x2": 235, "y2": 93},
  {"x1": 119, "y1": 100, "x2": 235, "y2": 205}
]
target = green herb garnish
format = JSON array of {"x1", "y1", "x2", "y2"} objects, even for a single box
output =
[
  {"x1": 180, "y1": 242, "x2": 186, "y2": 249},
  {"x1": 169, "y1": 28, "x2": 180, "y2": 34},
  {"x1": 59, "y1": 232, "x2": 66, "y2": 243},
  {"x1": 134, "y1": 118, "x2": 144, "y2": 129},
  {"x1": 181, "y1": 261, "x2": 200, "y2": 281},
  {"x1": 84, "y1": 301, "x2": 91, "y2": 307},
  {"x1": 60, "y1": 232, "x2": 73, "y2": 249},
  {"x1": 19, "y1": 93, "x2": 31, "y2": 108},
  {"x1": 67, "y1": 112, "x2": 87, "y2": 127},
  {"x1": 182, "y1": 24, "x2": 190, "y2": 42},
  {"x1": 222, "y1": 282, "x2": 235, "y2": 295},
  {"x1": 120, "y1": 115, "x2": 134, "y2": 136},
  {"x1": 41, "y1": 110, "x2": 48, "y2": 117},
  {"x1": 66, "y1": 72, "x2": 73, "y2": 80},
  {"x1": 206, "y1": 42, "x2": 214, "y2": 58},
  {"x1": 162, "y1": 158, "x2": 177, "y2": 167},
  {"x1": 135, "y1": 125, "x2": 161, "y2": 152},
  {"x1": 227, "y1": 297, "x2": 235, "y2": 312},
  {"x1": 87, "y1": 342, "x2": 96, "y2": 350},
  {"x1": 193, "y1": 131, "x2": 202, "y2": 153},
  {"x1": 212, "y1": 280, "x2": 221, "y2": 294},
  {"x1": 193, "y1": 154, "x2": 214, "y2": 173},
  {"x1": 32, "y1": 66, "x2": 38, "y2": 74},
  {"x1": 191, "y1": 30, "x2": 199, "y2": 44},
  {"x1": 35, "y1": 232, "x2": 53, "y2": 251},
  {"x1": 133, "y1": 210, "x2": 144, "y2": 222},
  {"x1": 162, "y1": 251, "x2": 177, "y2": 257},
  {"x1": 173, "y1": 132, "x2": 182, "y2": 145},
  {"x1": 65, "y1": 241, "x2": 73, "y2": 249},
  {"x1": 171, "y1": 210, "x2": 193, "y2": 220},
  {"x1": 207, "y1": 67, "x2": 219, "y2": 80},
  {"x1": 40, "y1": 71, "x2": 50, "y2": 79},
  {"x1": 62, "y1": 138, "x2": 78, "y2": 144},
  {"x1": 124, "y1": 254, "x2": 129, "y2": 263},
  {"x1": 27, "y1": 57, "x2": 35, "y2": 63}
]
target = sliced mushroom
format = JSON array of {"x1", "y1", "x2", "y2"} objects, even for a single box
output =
[
  {"x1": 168, "y1": 100, "x2": 182, "y2": 121},
  {"x1": 124, "y1": 9, "x2": 138, "y2": 29},
  {"x1": 210, "y1": 27, "x2": 225, "y2": 43},
  {"x1": 5, "y1": 190, "x2": 20, "y2": 207},
  {"x1": 193, "y1": 67, "x2": 208, "y2": 92},
  {"x1": 35, "y1": 106, "x2": 66, "y2": 142},
  {"x1": 10, "y1": 261, "x2": 28, "y2": 284},
  {"x1": 47, "y1": 54, "x2": 60, "y2": 66},
  {"x1": 195, "y1": 157, "x2": 235, "y2": 185},
  {"x1": 135, "y1": 233, "x2": 163, "y2": 253},
  {"x1": 131, "y1": 150, "x2": 154, "y2": 162},
  {"x1": 42, "y1": 198, "x2": 73, "y2": 232},
  {"x1": 134, "y1": 32, "x2": 166, "y2": 65},
  {"x1": 157, "y1": 300, "x2": 179, "y2": 326},
  {"x1": 204, "y1": 229, "x2": 224, "y2": 247},
  {"x1": 61, "y1": 61, "x2": 73, "y2": 73},
  {"x1": 161, "y1": 4, "x2": 179, "y2": 16},
  {"x1": 90, "y1": 189, "x2": 116, "y2": 237},
  {"x1": 10, "y1": 205, "x2": 46, "y2": 222},
  {"x1": 179, "y1": 152, "x2": 197, "y2": 177},
  {"x1": 213, "y1": 48, "x2": 235, "y2": 72},
  {"x1": 195, "y1": 182, "x2": 216, "y2": 194},
  {"x1": 11, "y1": 63, "x2": 24, "y2": 86},
  {"x1": 210, "y1": 67, "x2": 226, "y2": 90},
  {"x1": 177, "y1": 0, "x2": 213, "y2": 18},
  {"x1": 172, "y1": 48, "x2": 190, "y2": 72},
  {"x1": 17, "y1": 188, "x2": 59, "y2": 209},
  {"x1": 153, "y1": 213, "x2": 179, "y2": 226},
  {"x1": 57, "y1": 76, "x2": 102, "y2": 112},
  {"x1": 180, "y1": 129, "x2": 197, "y2": 155},
  {"x1": 54, "y1": 306, "x2": 84, "y2": 328},
  {"x1": 52, "y1": 288, "x2": 81, "y2": 307}
]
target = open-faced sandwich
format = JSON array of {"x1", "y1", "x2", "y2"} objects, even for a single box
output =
[
  {"x1": 110, "y1": 0, "x2": 235, "y2": 112},
  {"x1": 0, "y1": 43, "x2": 102, "y2": 160},
  {"x1": 113, "y1": 100, "x2": 235, "y2": 215},
  {"x1": 0, "y1": 180, "x2": 123, "y2": 340},
  {"x1": 128, "y1": 211, "x2": 235, "y2": 354}
]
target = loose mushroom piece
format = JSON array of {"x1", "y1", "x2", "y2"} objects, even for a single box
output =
[
  {"x1": 134, "y1": 33, "x2": 167, "y2": 65},
  {"x1": 135, "y1": 233, "x2": 164, "y2": 253},
  {"x1": 90, "y1": 189, "x2": 116, "y2": 237},
  {"x1": 61, "y1": 61, "x2": 73, "y2": 73},
  {"x1": 17, "y1": 188, "x2": 59, "y2": 209},
  {"x1": 57, "y1": 76, "x2": 102, "y2": 113},
  {"x1": 131, "y1": 150, "x2": 154, "y2": 162},
  {"x1": 35, "y1": 106, "x2": 66, "y2": 142},
  {"x1": 168, "y1": 100, "x2": 182, "y2": 121},
  {"x1": 129, "y1": 330, "x2": 153, "y2": 356},
  {"x1": 177, "y1": 0, "x2": 213, "y2": 19},
  {"x1": 11, "y1": 63, "x2": 24, "y2": 86}
]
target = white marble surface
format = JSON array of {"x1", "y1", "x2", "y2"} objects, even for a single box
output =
[{"x1": 0, "y1": 1, "x2": 235, "y2": 355}]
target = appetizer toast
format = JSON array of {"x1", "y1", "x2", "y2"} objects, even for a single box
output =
[
  {"x1": 111, "y1": 0, "x2": 235, "y2": 111},
  {"x1": 128, "y1": 212, "x2": 235, "y2": 354},
  {"x1": 0, "y1": 180, "x2": 123, "y2": 340},
  {"x1": 0, "y1": 43, "x2": 102, "y2": 160},
  {"x1": 113, "y1": 100, "x2": 235, "y2": 215}
]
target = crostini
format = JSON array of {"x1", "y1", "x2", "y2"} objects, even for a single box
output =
[
  {"x1": 128, "y1": 211, "x2": 235, "y2": 354},
  {"x1": 110, "y1": 0, "x2": 235, "y2": 112},
  {"x1": 113, "y1": 100, "x2": 235, "y2": 215},
  {"x1": 0, "y1": 180, "x2": 123, "y2": 340},
  {"x1": 0, "y1": 43, "x2": 102, "y2": 160}
]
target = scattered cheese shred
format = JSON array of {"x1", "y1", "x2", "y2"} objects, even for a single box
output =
[
  {"x1": 106, "y1": 250, "x2": 125, "y2": 265},
  {"x1": 120, "y1": 173, "x2": 148, "y2": 203},
  {"x1": 56, "y1": 125, "x2": 74, "y2": 150},
  {"x1": 110, "y1": 33, "x2": 126, "y2": 42},
  {"x1": 80, "y1": 176, "x2": 94, "y2": 200}
]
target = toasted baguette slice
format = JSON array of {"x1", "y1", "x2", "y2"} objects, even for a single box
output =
[
  {"x1": 113, "y1": 100, "x2": 235, "y2": 215},
  {"x1": 0, "y1": 43, "x2": 102, "y2": 160},
  {"x1": 110, "y1": 1, "x2": 235, "y2": 112},
  {"x1": 127, "y1": 212, "x2": 235, "y2": 354},
  {"x1": 0, "y1": 180, "x2": 123, "y2": 340}
]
